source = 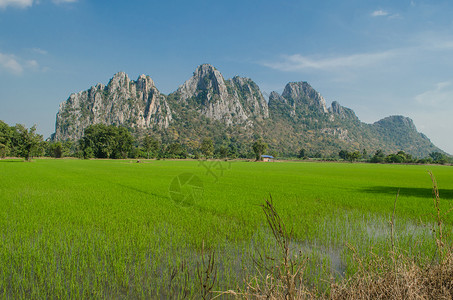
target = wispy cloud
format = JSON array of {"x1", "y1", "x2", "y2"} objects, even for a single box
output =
[
  {"x1": 371, "y1": 9, "x2": 402, "y2": 19},
  {"x1": 261, "y1": 51, "x2": 396, "y2": 72},
  {"x1": 371, "y1": 10, "x2": 389, "y2": 17},
  {"x1": 0, "y1": 51, "x2": 41, "y2": 75},
  {"x1": 0, "y1": 52, "x2": 23, "y2": 74},
  {"x1": 30, "y1": 47, "x2": 48, "y2": 55},
  {"x1": 0, "y1": 0, "x2": 77, "y2": 9},
  {"x1": 415, "y1": 81, "x2": 453, "y2": 108},
  {"x1": 261, "y1": 32, "x2": 453, "y2": 74},
  {"x1": 52, "y1": 0, "x2": 77, "y2": 3},
  {"x1": 0, "y1": 0, "x2": 33, "y2": 9}
]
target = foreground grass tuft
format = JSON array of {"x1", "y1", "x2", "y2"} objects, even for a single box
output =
[{"x1": 228, "y1": 171, "x2": 453, "y2": 299}]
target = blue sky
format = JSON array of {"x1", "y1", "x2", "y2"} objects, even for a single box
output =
[{"x1": 1, "y1": 0, "x2": 453, "y2": 154}]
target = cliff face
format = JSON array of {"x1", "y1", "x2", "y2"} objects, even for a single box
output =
[
  {"x1": 53, "y1": 72, "x2": 171, "y2": 141},
  {"x1": 170, "y1": 64, "x2": 268, "y2": 126},
  {"x1": 53, "y1": 64, "x2": 444, "y2": 157}
]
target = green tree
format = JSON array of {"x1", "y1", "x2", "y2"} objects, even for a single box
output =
[
  {"x1": 62, "y1": 141, "x2": 74, "y2": 157},
  {"x1": 200, "y1": 138, "x2": 214, "y2": 158},
  {"x1": 347, "y1": 151, "x2": 362, "y2": 162},
  {"x1": 298, "y1": 148, "x2": 306, "y2": 159},
  {"x1": 50, "y1": 142, "x2": 63, "y2": 158},
  {"x1": 165, "y1": 142, "x2": 187, "y2": 158},
  {"x1": 12, "y1": 124, "x2": 43, "y2": 161},
  {"x1": 0, "y1": 121, "x2": 11, "y2": 158},
  {"x1": 252, "y1": 139, "x2": 268, "y2": 161},
  {"x1": 339, "y1": 150, "x2": 349, "y2": 160},
  {"x1": 370, "y1": 149, "x2": 385, "y2": 163},
  {"x1": 362, "y1": 148, "x2": 368, "y2": 158},
  {"x1": 216, "y1": 145, "x2": 229, "y2": 159},
  {"x1": 143, "y1": 135, "x2": 159, "y2": 159},
  {"x1": 429, "y1": 152, "x2": 447, "y2": 164},
  {"x1": 79, "y1": 124, "x2": 134, "y2": 159},
  {"x1": 114, "y1": 127, "x2": 134, "y2": 159}
]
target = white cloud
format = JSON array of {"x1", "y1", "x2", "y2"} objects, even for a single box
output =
[
  {"x1": 0, "y1": 0, "x2": 76, "y2": 9},
  {"x1": 261, "y1": 51, "x2": 395, "y2": 72},
  {"x1": 415, "y1": 81, "x2": 453, "y2": 108},
  {"x1": 0, "y1": 52, "x2": 23, "y2": 74},
  {"x1": 52, "y1": 0, "x2": 77, "y2": 3},
  {"x1": 0, "y1": 51, "x2": 42, "y2": 75},
  {"x1": 371, "y1": 10, "x2": 389, "y2": 17},
  {"x1": 25, "y1": 59, "x2": 39, "y2": 69},
  {"x1": 0, "y1": 0, "x2": 33, "y2": 9},
  {"x1": 31, "y1": 47, "x2": 48, "y2": 55}
]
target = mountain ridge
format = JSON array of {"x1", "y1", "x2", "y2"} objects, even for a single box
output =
[{"x1": 53, "y1": 64, "x2": 445, "y2": 157}]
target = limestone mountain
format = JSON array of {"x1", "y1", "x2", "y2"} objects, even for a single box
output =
[
  {"x1": 53, "y1": 64, "x2": 444, "y2": 157},
  {"x1": 53, "y1": 72, "x2": 171, "y2": 141},
  {"x1": 169, "y1": 64, "x2": 268, "y2": 127}
]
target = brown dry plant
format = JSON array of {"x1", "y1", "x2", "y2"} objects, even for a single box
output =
[{"x1": 330, "y1": 171, "x2": 453, "y2": 299}]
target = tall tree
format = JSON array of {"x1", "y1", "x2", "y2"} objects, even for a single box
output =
[
  {"x1": 429, "y1": 152, "x2": 447, "y2": 164},
  {"x1": 298, "y1": 148, "x2": 306, "y2": 159},
  {"x1": 143, "y1": 135, "x2": 159, "y2": 159},
  {"x1": 339, "y1": 150, "x2": 349, "y2": 160},
  {"x1": 115, "y1": 127, "x2": 134, "y2": 159},
  {"x1": 347, "y1": 150, "x2": 362, "y2": 162},
  {"x1": 12, "y1": 124, "x2": 43, "y2": 161},
  {"x1": 49, "y1": 142, "x2": 63, "y2": 158},
  {"x1": 79, "y1": 124, "x2": 134, "y2": 159},
  {"x1": 200, "y1": 138, "x2": 214, "y2": 159},
  {"x1": 252, "y1": 139, "x2": 268, "y2": 161},
  {"x1": 0, "y1": 121, "x2": 12, "y2": 158}
]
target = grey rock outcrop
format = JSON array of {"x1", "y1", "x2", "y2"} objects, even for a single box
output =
[
  {"x1": 52, "y1": 63, "x2": 444, "y2": 157},
  {"x1": 328, "y1": 101, "x2": 359, "y2": 121},
  {"x1": 282, "y1": 82, "x2": 328, "y2": 114},
  {"x1": 173, "y1": 64, "x2": 268, "y2": 126},
  {"x1": 53, "y1": 72, "x2": 171, "y2": 141}
]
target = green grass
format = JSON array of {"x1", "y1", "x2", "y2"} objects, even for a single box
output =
[{"x1": 0, "y1": 159, "x2": 452, "y2": 298}]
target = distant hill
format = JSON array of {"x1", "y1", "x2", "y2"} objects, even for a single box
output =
[{"x1": 53, "y1": 64, "x2": 444, "y2": 157}]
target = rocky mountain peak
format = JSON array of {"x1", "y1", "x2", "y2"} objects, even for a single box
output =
[
  {"x1": 328, "y1": 101, "x2": 359, "y2": 121},
  {"x1": 194, "y1": 63, "x2": 218, "y2": 78},
  {"x1": 136, "y1": 74, "x2": 155, "y2": 97},
  {"x1": 269, "y1": 91, "x2": 283, "y2": 101},
  {"x1": 330, "y1": 101, "x2": 342, "y2": 114},
  {"x1": 282, "y1": 82, "x2": 328, "y2": 113},
  {"x1": 52, "y1": 66, "x2": 443, "y2": 157},
  {"x1": 228, "y1": 76, "x2": 269, "y2": 119},
  {"x1": 374, "y1": 115, "x2": 417, "y2": 131},
  {"x1": 111, "y1": 71, "x2": 129, "y2": 83},
  {"x1": 177, "y1": 64, "x2": 228, "y2": 101}
]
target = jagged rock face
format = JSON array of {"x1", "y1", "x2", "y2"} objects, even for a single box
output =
[
  {"x1": 329, "y1": 101, "x2": 359, "y2": 121},
  {"x1": 174, "y1": 64, "x2": 268, "y2": 125},
  {"x1": 178, "y1": 64, "x2": 229, "y2": 103},
  {"x1": 52, "y1": 64, "x2": 444, "y2": 157},
  {"x1": 268, "y1": 91, "x2": 296, "y2": 117},
  {"x1": 229, "y1": 76, "x2": 269, "y2": 119},
  {"x1": 374, "y1": 115, "x2": 417, "y2": 131},
  {"x1": 53, "y1": 72, "x2": 172, "y2": 141},
  {"x1": 282, "y1": 82, "x2": 328, "y2": 114},
  {"x1": 330, "y1": 101, "x2": 343, "y2": 115}
]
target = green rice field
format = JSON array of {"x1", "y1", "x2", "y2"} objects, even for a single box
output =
[{"x1": 0, "y1": 159, "x2": 452, "y2": 298}]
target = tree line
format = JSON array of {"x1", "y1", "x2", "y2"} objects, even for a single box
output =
[
  {"x1": 0, "y1": 122, "x2": 270, "y2": 161},
  {"x1": 0, "y1": 121, "x2": 450, "y2": 164}
]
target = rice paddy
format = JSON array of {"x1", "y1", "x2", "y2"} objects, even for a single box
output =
[{"x1": 0, "y1": 159, "x2": 452, "y2": 298}]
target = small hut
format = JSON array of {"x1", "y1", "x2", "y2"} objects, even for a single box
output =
[{"x1": 261, "y1": 155, "x2": 274, "y2": 162}]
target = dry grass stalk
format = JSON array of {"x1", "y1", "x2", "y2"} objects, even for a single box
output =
[
  {"x1": 330, "y1": 172, "x2": 453, "y2": 299},
  {"x1": 224, "y1": 173, "x2": 453, "y2": 299},
  {"x1": 226, "y1": 196, "x2": 317, "y2": 299},
  {"x1": 168, "y1": 259, "x2": 190, "y2": 299},
  {"x1": 197, "y1": 241, "x2": 218, "y2": 300}
]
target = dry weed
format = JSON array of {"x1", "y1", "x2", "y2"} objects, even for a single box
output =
[{"x1": 225, "y1": 172, "x2": 453, "y2": 299}]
